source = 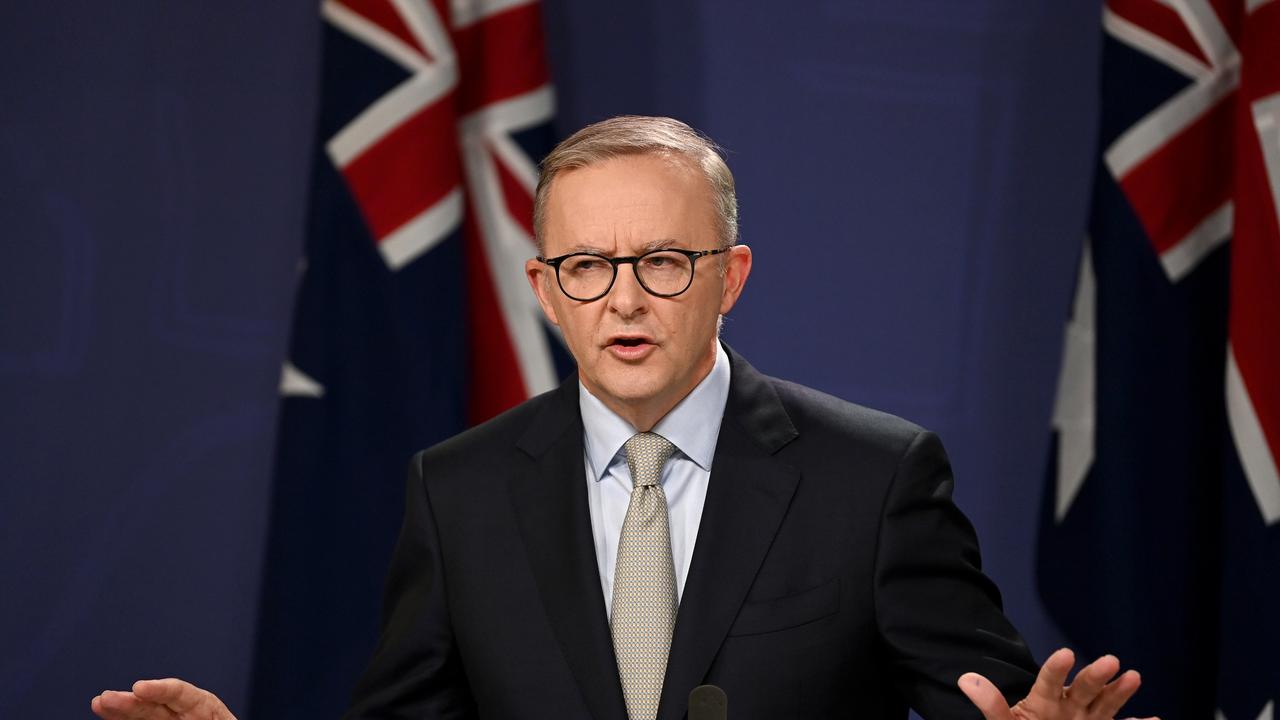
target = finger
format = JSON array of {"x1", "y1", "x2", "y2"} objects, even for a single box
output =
[
  {"x1": 134, "y1": 678, "x2": 236, "y2": 720},
  {"x1": 1028, "y1": 647, "x2": 1075, "y2": 703},
  {"x1": 958, "y1": 672, "x2": 1014, "y2": 720},
  {"x1": 133, "y1": 679, "x2": 191, "y2": 708},
  {"x1": 1065, "y1": 653, "x2": 1120, "y2": 708},
  {"x1": 92, "y1": 690, "x2": 176, "y2": 720},
  {"x1": 1090, "y1": 669, "x2": 1141, "y2": 718},
  {"x1": 91, "y1": 693, "x2": 132, "y2": 720},
  {"x1": 133, "y1": 679, "x2": 208, "y2": 713}
]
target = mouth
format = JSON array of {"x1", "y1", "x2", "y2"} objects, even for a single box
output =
[{"x1": 605, "y1": 334, "x2": 657, "y2": 360}]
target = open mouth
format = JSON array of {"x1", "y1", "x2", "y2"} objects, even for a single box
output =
[{"x1": 606, "y1": 336, "x2": 656, "y2": 358}]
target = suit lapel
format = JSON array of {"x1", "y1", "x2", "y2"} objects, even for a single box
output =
[
  {"x1": 510, "y1": 379, "x2": 628, "y2": 720},
  {"x1": 657, "y1": 348, "x2": 801, "y2": 720}
]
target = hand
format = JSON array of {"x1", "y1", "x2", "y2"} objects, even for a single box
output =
[
  {"x1": 91, "y1": 678, "x2": 237, "y2": 720},
  {"x1": 958, "y1": 647, "x2": 1158, "y2": 720}
]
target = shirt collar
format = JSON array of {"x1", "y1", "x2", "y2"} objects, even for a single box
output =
[{"x1": 579, "y1": 342, "x2": 731, "y2": 480}]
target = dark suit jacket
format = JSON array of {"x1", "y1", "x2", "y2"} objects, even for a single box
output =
[{"x1": 343, "y1": 347, "x2": 1038, "y2": 719}]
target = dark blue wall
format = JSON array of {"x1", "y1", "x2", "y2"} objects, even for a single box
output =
[{"x1": 0, "y1": 1, "x2": 1098, "y2": 717}]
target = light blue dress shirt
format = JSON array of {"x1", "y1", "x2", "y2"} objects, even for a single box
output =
[{"x1": 580, "y1": 343, "x2": 731, "y2": 618}]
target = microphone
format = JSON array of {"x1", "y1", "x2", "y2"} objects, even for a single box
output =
[{"x1": 688, "y1": 684, "x2": 727, "y2": 720}]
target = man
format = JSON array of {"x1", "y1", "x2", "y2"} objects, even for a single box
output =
[{"x1": 92, "y1": 116, "x2": 1153, "y2": 720}]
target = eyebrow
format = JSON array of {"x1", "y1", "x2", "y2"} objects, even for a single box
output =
[
  {"x1": 564, "y1": 244, "x2": 605, "y2": 254},
  {"x1": 642, "y1": 238, "x2": 680, "y2": 252},
  {"x1": 564, "y1": 239, "x2": 682, "y2": 255}
]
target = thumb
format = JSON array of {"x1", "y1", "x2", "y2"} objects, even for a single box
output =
[{"x1": 958, "y1": 672, "x2": 1014, "y2": 720}]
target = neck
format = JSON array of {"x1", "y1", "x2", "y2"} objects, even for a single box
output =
[{"x1": 612, "y1": 400, "x2": 676, "y2": 434}]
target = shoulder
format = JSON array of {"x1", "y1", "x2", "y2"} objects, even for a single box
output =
[
  {"x1": 758, "y1": 375, "x2": 937, "y2": 478},
  {"x1": 723, "y1": 344, "x2": 929, "y2": 464},
  {"x1": 410, "y1": 384, "x2": 570, "y2": 478},
  {"x1": 770, "y1": 377, "x2": 925, "y2": 447}
]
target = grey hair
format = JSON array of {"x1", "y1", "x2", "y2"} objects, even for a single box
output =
[{"x1": 532, "y1": 115, "x2": 738, "y2": 253}]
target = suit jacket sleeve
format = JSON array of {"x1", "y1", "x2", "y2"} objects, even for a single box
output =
[
  {"x1": 874, "y1": 430, "x2": 1038, "y2": 719},
  {"x1": 342, "y1": 451, "x2": 477, "y2": 720}
]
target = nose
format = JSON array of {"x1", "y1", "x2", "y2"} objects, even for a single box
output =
[{"x1": 606, "y1": 261, "x2": 649, "y2": 317}]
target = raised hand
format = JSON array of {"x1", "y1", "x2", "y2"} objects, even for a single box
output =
[
  {"x1": 91, "y1": 678, "x2": 236, "y2": 720},
  {"x1": 959, "y1": 648, "x2": 1158, "y2": 720}
]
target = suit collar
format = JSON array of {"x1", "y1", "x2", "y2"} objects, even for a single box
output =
[
  {"x1": 515, "y1": 373, "x2": 581, "y2": 459},
  {"x1": 718, "y1": 343, "x2": 799, "y2": 454}
]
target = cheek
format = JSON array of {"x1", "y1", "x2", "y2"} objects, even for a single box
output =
[
  {"x1": 661, "y1": 303, "x2": 715, "y2": 352},
  {"x1": 688, "y1": 287, "x2": 724, "y2": 326},
  {"x1": 556, "y1": 309, "x2": 600, "y2": 355}
]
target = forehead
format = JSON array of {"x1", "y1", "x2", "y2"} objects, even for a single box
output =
[{"x1": 542, "y1": 154, "x2": 718, "y2": 255}]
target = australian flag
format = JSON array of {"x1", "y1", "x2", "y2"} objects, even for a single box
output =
[
  {"x1": 1040, "y1": 1, "x2": 1280, "y2": 719},
  {"x1": 248, "y1": 1, "x2": 567, "y2": 717}
]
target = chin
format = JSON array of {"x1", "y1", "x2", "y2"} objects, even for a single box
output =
[{"x1": 596, "y1": 374, "x2": 669, "y2": 405}]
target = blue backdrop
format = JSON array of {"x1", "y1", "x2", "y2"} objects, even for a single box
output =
[{"x1": 0, "y1": 1, "x2": 1097, "y2": 717}]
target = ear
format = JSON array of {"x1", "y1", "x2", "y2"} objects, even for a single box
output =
[
  {"x1": 717, "y1": 244, "x2": 753, "y2": 316},
  {"x1": 525, "y1": 257, "x2": 561, "y2": 326}
]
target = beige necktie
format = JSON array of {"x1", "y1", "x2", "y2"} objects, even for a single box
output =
[{"x1": 611, "y1": 432, "x2": 678, "y2": 720}]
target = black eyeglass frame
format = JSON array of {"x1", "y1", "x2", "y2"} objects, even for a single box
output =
[{"x1": 536, "y1": 247, "x2": 730, "y2": 302}]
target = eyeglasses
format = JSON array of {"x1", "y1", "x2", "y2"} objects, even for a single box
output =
[{"x1": 536, "y1": 247, "x2": 729, "y2": 302}]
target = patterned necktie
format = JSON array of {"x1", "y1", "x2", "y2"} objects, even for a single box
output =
[{"x1": 611, "y1": 432, "x2": 679, "y2": 720}]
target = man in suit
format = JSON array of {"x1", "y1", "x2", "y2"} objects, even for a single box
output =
[{"x1": 92, "y1": 116, "x2": 1152, "y2": 720}]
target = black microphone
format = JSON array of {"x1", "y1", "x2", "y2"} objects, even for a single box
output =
[{"x1": 688, "y1": 684, "x2": 727, "y2": 720}]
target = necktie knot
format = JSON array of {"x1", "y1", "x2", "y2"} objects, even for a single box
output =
[{"x1": 623, "y1": 432, "x2": 675, "y2": 489}]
